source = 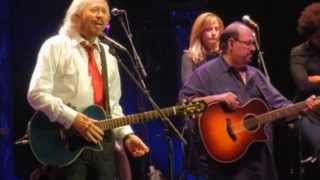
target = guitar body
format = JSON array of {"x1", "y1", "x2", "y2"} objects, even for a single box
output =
[
  {"x1": 199, "y1": 98, "x2": 270, "y2": 163},
  {"x1": 27, "y1": 105, "x2": 112, "y2": 167}
]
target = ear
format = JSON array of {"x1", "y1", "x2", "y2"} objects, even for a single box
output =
[{"x1": 227, "y1": 38, "x2": 235, "y2": 51}]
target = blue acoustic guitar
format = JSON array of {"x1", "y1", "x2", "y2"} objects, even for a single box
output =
[{"x1": 27, "y1": 100, "x2": 206, "y2": 167}]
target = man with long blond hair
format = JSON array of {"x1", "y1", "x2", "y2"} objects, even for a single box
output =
[{"x1": 27, "y1": 0, "x2": 149, "y2": 179}]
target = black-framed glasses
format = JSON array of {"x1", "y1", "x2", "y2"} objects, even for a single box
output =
[{"x1": 236, "y1": 39, "x2": 256, "y2": 47}]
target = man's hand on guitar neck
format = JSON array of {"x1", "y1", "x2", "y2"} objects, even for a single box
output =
[
  {"x1": 305, "y1": 95, "x2": 320, "y2": 111},
  {"x1": 72, "y1": 113, "x2": 104, "y2": 144}
]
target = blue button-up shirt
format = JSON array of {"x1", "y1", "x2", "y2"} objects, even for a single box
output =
[
  {"x1": 179, "y1": 56, "x2": 291, "y2": 109},
  {"x1": 179, "y1": 56, "x2": 291, "y2": 179}
]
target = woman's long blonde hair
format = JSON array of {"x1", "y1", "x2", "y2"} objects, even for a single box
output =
[{"x1": 185, "y1": 12, "x2": 224, "y2": 64}]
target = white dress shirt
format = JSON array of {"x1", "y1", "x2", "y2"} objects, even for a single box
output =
[{"x1": 27, "y1": 33, "x2": 133, "y2": 139}]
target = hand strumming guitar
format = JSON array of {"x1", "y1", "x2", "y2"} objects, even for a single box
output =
[
  {"x1": 194, "y1": 91, "x2": 240, "y2": 110},
  {"x1": 72, "y1": 113, "x2": 150, "y2": 157},
  {"x1": 72, "y1": 113, "x2": 104, "y2": 144}
]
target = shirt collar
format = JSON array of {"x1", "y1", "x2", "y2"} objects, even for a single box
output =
[
  {"x1": 218, "y1": 56, "x2": 234, "y2": 73},
  {"x1": 218, "y1": 56, "x2": 258, "y2": 82},
  {"x1": 218, "y1": 56, "x2": 250, "y2": 73},
  {"x1": 71, "y1": 32, "x2": 101, "y2": 52}
]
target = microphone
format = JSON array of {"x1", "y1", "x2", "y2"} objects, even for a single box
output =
[
  {"x1": 111, "y1": 8, "x2": 126, "y2": 16},
  {"x1": 242, "y1": 15, "x2": 259, "y2": 29},
  {"x1": 99, "y1": 33, "x2": 127, "y2": 52}
]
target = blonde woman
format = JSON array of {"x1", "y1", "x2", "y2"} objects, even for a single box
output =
[
  {"x1": 180, "y1": 12, "x2": 224, "y2": 178},
  {"x1": 181, "y1": 12, "x2": 224, "y2": 84}
]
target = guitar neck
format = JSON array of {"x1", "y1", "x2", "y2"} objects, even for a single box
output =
[
  {"x1": 257, "y1": 101, "x2": 306, "y2": 124},
  {"x1": 95, "y1": 106, "x2": 178, "y2": 130}
]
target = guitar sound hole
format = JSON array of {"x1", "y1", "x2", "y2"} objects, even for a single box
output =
[{"x1": 243, "y1": 115, "x2": 258, "y2": 131}]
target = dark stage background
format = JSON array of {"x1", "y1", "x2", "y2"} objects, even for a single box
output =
[{"x1": 0, "y1": 0, "x2": 318, "y2": 179}]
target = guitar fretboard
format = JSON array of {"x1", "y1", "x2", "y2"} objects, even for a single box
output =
[
  {"x1": 95, "y1": 106, "x2": 177, "y2": 130},
  {"x1": 257, "y1": 101, "x2": 306, "y2": 124}
]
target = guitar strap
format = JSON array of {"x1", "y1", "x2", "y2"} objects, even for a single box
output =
[
  {"x1": 98, "y1": 43, "x2": 112, "y2": 119},
  {"x1": 98, "y1": 43, "x2": 117, "y2": 179}
]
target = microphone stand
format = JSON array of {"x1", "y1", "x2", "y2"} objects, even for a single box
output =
[
  {"x1": 117, "y1": 11, "x2": 148, "y2": 79},
  {"x1": 253, "y1": 27, "x2": 271, "y2": 81},
  {"x1": 106, "y1": 15, "x2": 187, "y2": 180}
]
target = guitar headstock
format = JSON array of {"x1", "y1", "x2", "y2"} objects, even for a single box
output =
[{"x1": 178, "y1": 99, "x2": 207, "y2": 116}]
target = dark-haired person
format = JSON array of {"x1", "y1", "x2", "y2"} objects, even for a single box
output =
[
  {"x1": 179, "y1": 21, "x2": 320, "y2": 180},
  {"x1": 290, "y1": 2, "x2": 320, "y2": 179}
]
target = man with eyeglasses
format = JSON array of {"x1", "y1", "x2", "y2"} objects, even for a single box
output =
[{"x1": 179, "y1": 21, "x2": 320, "y2": 180}]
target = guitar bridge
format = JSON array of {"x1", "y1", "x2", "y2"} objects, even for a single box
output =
[{"x1": 226, "y1": 118, "x2": 237, "y2": 141}]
